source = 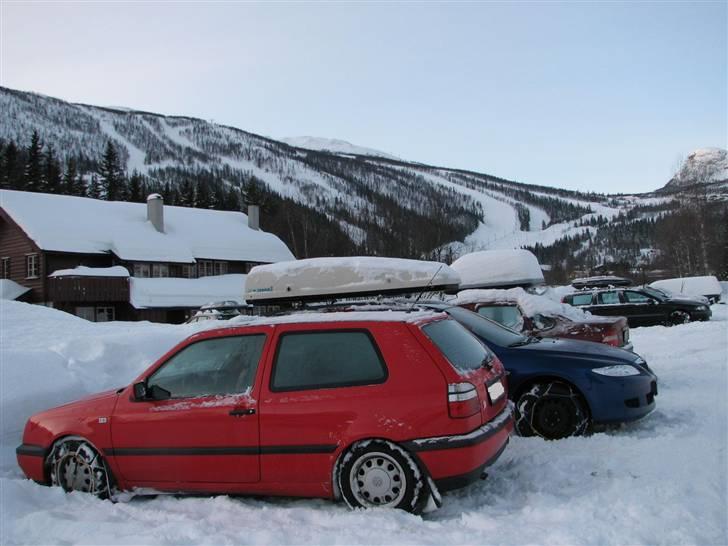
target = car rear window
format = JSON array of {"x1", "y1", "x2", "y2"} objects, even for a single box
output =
[
  {"x1": 422, "y1": 318, "x2": 489, "y2": 372},
  {"x1": 271, "y1": 330, "x2": 387, "y2": 392},
  {"x1": 569, "y1": 293, "x2": 593, "y2": 306}
]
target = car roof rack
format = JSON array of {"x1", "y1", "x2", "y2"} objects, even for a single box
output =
[
  {"x1": 570, "y1": 276, "x2": 633, "y2": 289},
  {"x1": 245, "y1": 257, "x2": 461, "y2": 305}
]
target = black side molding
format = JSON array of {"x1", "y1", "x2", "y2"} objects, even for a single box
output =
[
  {"x1": 434, "y1": 439, "x2": 510, "y2": 492},
  {"x1": 104, "y1": 444, "x2": 338, "y2": 457},
  {"x1": 16, "y1": 444, "x2": 46, "y2": 457}
]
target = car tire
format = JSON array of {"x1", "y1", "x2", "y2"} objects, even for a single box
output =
[
  {"x1": 669, "y1": 310, "x2": 691, "y2": 325},
  {"x1": 338, "y1": 440, "x2": 428, "y2": 514},
  {"x1": 515, "y1": 381, "x2": 589, "y2": 439},
  {"x1": 47, "y1": 437, "x2": 114, "y2": 498}
]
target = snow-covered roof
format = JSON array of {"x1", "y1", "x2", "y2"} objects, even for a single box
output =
[
  {"x1": 0, "y1": 279, "x2": 31, "y2": 300},
  {"x1": 218, "y1": 309, "x2": 444, "y2": 329},
  {"x1": 0, "y1": 190, "x2": 294, "y2": 264},
  {"x1": 450, "y1": 249, "x2": 545, "y2": 289},
  {"x1": 245, "y1": 256, "x2": 460, "y2": 304},
  {"x1": 452, "y1": 287, "x2": 605, "y2": 322},
  {"x1": 129, "y1": 274, "x2": 247, "y2": 309},
  {"x1": 49, "y1": 266, "x2": 130, "y2": 278}
]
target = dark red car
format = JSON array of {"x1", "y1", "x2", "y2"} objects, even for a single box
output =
[
  {"x1": 454, "y1": 290, "x2": 632, "y2": 351},
  {"x1": 17, "y1": 311, "x2": 513, "y2": 514}
]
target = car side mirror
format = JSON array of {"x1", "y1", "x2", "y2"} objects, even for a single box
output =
[{"x1": 133, "y1": 381, "x2": 148, "y2": 400}]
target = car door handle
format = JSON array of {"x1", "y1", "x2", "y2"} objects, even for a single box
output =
[{"x1": 229, "y1": 408, "x2": 256, "y2": 416}]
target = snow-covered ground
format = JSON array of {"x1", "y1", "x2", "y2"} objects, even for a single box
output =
[{"x1": 1, "y1": 301, "x2": 726, "y2": 545}]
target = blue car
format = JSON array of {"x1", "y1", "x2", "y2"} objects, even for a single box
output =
[{"x1": 422, "y1": 303, "x2": 658, "y2": 440}]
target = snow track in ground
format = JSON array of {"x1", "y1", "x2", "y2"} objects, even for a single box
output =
[{"x1": 1, "y1": 302, "x2": 726, "y2": 545}]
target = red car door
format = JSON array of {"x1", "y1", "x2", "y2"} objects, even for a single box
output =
[{"x1": 110, "y1": 329, "x2": 270, "y2": 486}]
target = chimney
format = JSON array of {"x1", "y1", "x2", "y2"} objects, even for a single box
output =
[
  {"x1": 147, "y1": 193, "x2": 164, "y2": 233},
  {"x1": 248, "y1": 204, "x2": 260, "y2": 231}
]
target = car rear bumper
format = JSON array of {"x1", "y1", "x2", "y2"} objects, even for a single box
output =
[
  {"x1": 589, "y1": 372, "x2": 658, "y2": 424},
  {"x1": 403, "y1": 401, "x2": 514, "y2": 491}
]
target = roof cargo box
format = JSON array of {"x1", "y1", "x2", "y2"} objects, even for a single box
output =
[
  {"x1": 450, "y1": 249, "x2": 544, "y2": 290},
  {"x1": 245, "y1": 256, "x2": 460, "y2": 305}
]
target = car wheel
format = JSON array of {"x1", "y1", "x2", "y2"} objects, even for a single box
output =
[
  {"x1": 47, "y1": 437, "x2": 113, "y2": 498},
  {"x1": 515, "y1": 381, "x2": 589, "y2": 439},
  {"x1": 338, "y1": 440, "x2": 428, "y2": 514},
  {"x1": 669, "y1": 310, "x2": 691, "y2": 325}
]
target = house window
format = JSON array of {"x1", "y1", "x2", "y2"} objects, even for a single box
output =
[
  {"x1": 25, "y1": 254, "x2": 39, "y2": 279},
  {"x1": 133, "y1": 263, "x2": 150, "y2": 278},
  {"x1": 1, "y1": 257, "x2": 9, "y2": 279},
  {"x1": 75, "y1": 306, "x2": 116, "y2": 322},
  {"x1": 182, "y1": 264, "x2": 196, "y2": 278},
  {"x1": 214, "y1": 261, "x2": 228, "y2": 275},
  {"x1": 152, "y1": 263, "x2": 169, "y2": 278},
  {"x1": 197, "y1": 260, "x2": 214, "y2": 277},
  {"x1": 96, "y1": 306, "x2": 116, "y2": 322}
]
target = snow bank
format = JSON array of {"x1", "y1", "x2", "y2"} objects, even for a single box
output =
[
  {"x1": 650, "y1": 276, "x2": 722, "y2": 299},
  {"x1": 0, "y1": 279, "x2": 30, "y2": 300},
  {"x1": 451, "y1": 249, "x2": 544, "y2": 289},
  {"x1": 129, "y1": 274, "x2": 247, "y2": 309},
  {"x1": 452, "y1": 287, "x2": 603, "y2": 322},
  {"x1": 49, "y1": 266, "x2": 130, "y2": 277}
]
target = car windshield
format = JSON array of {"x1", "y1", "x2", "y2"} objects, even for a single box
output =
[
  {"x1": 642, "y1": 287, "x2": 668, "y2": 300},
  {"x1": 440, "y1": 305, "x2": 529, "y2": 348}
]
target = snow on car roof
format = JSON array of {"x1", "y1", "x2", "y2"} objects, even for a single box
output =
[
  {"x1": 450, "y1": 249, "x2": 544, "y2": 289},
  {"x1": 650, "y1": 276, "x2": 722, "y2": 297},
  {"x1": 452, "y1": 287, "x2": 605, "y2": 322},
  {"x1": 245, "y1": 256, "x2": 460, "y2": 304},
  {"x1": 0, "y1": 190, "x2": 294, "y2": 264},
  {"x1": 200, "y1": 309, "x2": 445, "y2": 332}
]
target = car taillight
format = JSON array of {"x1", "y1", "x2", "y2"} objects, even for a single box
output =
[
  {"x1": 448, "y1": 382, "x2": 481, "y2": 418},
  {"x1": 604, "y1": 326, "x2": 620, "y2": 346}
]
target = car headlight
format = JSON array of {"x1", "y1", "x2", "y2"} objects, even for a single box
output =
[{"x1": 592, "y1": 364, "x2": 641, "y2": 377}]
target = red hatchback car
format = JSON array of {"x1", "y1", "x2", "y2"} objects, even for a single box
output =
[{"x1": 17, "y1": 311, "x2": 513, "y2": 514}]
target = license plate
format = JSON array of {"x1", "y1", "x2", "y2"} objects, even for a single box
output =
[{"x1": 487, "y1": 379, "x2": 505, "y2": 402}]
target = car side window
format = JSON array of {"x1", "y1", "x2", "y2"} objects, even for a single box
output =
[
  {"x1": 569, "y1": 293, "x2": 593, "y2": 306},
  {"x1": 624, "y1": 291, "x2": 652, "y2": 304},
  {"x1": 476, "y1": 305, "x2": 525, "y2": 331},
  {"x1": 148, "y1": 335, "x2": 266, "y2": 398},
  {"x1": 271, "y1": 330, "x2": 387, "y2": 392},
  {"x1": 597, "y1": 291, "x2": 621, "y2": 305}
]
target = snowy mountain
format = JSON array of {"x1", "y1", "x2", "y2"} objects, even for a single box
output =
[
  {"x1": 662, "y1": 148, "x2": 728, "y2": 192},
  {"x1": 1, "y1": 86, "x2": 726, "y2": 278},
  {"x1": 279, "y1": 136, "x2": 400, "y2": 160}
]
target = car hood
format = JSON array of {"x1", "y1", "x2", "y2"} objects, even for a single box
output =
[
  {"x1": 37, "y1": 388, "x2": 121, "y2": 416},
  {"x1": 509, "y1": 337, "x2": 637, "y2": 365},
  {"x1": 665, "y1": 297, "x2": 706, "y2": 306}
]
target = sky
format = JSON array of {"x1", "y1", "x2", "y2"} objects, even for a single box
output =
[{"x1": 1, "y1": 1, "x2": 725, "y2": 193}]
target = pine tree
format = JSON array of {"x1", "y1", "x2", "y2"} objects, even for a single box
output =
[
  {"x1": 42, "y1": 147, "x2": 62, "y2": 193},
  {"x1": 24, "y1": 131, "x2": 43, "y2": 191},
  {"x1": 223, "y1": 185, "x2": 241, "y2": 211},
  {"x1": 87, "y1": 174, "x2": 101, "y2": 199},
  {"x1": 177, "y1": 179, "x2": 195, "y2": 207},
  {"x1": 128, "y1": 172, "x2": 144, "y2": 202},
  {"x1": 1, "y1": 141, "x2": 20, "y2": 189},
  {"x1": 195, "y1": 181, "x2": 211, "y2": 208},
  {"x1": 99, "y1": 141, "x2": 125, "y2": 200}
]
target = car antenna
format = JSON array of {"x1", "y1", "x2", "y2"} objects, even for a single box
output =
[{"x1": 408, "y1": 264, "x2": 444, "y2": 312}]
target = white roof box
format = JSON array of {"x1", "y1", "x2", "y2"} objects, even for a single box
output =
[
  {"x1": 245, "y1": 256, "x2": 461, "y2": 304},
  {"x1": 451, "y1": 249, "x2": 544, "y2": 289}
]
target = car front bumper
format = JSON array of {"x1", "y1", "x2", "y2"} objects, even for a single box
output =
[
  {"x1": 588, "y1": 371, "x2": 658, "y2": 424},
  {"x1": 403, "y1": 401, "x2": 514, "y2": 491}
]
